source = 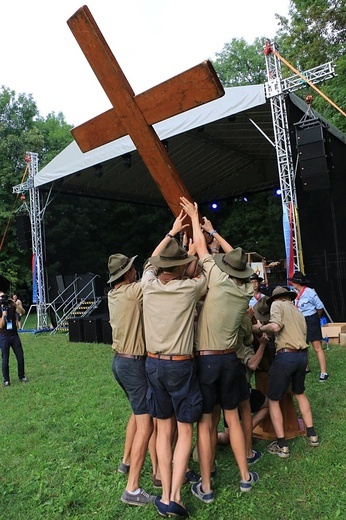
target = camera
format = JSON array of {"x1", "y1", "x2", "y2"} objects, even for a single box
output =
[{"x1": 0, "y1": 294, "x2": 9, "y2": 308}]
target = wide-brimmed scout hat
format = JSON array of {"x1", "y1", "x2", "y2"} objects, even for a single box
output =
[
  {"x1": 267, "y1": 286, "x2": 296, "y2": 306},
  {"x1": 148, "y1": 238, "x2": 196, "y2": 267},
  {"x1": 287, "y1": 270, "x2": 311, "y2": 285},
  {"x1": 214, "y1": 247, "x2": 254, "y2": 279},
  {"x1": 253, "y1": 296, "x2": 270, "y2": 322},
  {"x1": 250, "y1": 273, "x2": 263, "y2": 283},
  {"x1": 107, "y1": 253, "x2": 137, "y2": 283}
]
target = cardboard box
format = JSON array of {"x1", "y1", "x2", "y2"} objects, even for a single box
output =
[
  {"x1": 321, "y1": 323, "x2": 346, "y2": 345},
  {"x1": 339, "y1": 332, "x2": 346, "y2": 347}
]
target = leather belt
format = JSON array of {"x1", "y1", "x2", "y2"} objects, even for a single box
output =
[
  {"x1": 195, "y1": 348, "x2": 235, "y2": 356},
  {"x1": 116, "y1": 353, "x2": 146, "y2": 359},
  {"x1": 277, "y1": 348, "x2": 306, "y2": 354},
  {"x1": 147, "y1": 352, "x2": 194, "y2": 361}
]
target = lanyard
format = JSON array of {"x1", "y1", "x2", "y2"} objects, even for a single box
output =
[{"x1": 295, "y1": 286, "x2": 307, "y2": 308}]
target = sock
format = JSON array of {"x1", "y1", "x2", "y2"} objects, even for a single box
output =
[
  {"x1": 306, "y1": 426, "x2": 316, "y2": 437},
  {"x1": 129, "y1": 488, "x2": 141, "y2": 495},
  {"x1": 277, "y1": 437, "x2": 287, "y2": 448}
]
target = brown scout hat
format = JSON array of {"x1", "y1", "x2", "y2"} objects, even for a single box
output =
[
  {"x1": 148, "y1": 238, "x2": 196, "y2": 267},
  {"x1": 253, "y1": 296, "x2": 270, "y2": 322},
  {"x1": 267, "y1": 286, "x2": 296, "y2": 306},
  {"x1": 107, "y1": 253, "x2": 137, "y2": 284},
  {"x1": 214, "y1": 247, "x2": 254, "y2": 279}
]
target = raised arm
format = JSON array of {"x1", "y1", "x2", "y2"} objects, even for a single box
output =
[
  {"x1": 180, "y1": 197, "x2": 208, "y2": 258},
  {"x1": 200, "y1": 217, "x2": 234, "y2": 253},
  {"x1": 150, "y1": 210, "x2": 189, "y2": 257}
]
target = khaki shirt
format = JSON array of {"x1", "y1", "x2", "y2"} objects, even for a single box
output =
[
  {"x1": 235, "y1": 313, "x2": 254, "y2": 365},
  {"x1": 196, "y1": 254, "x2": 254, "y2": 351},
  {"x1": 141, "y1": 263, "x2": 207, "y2": 356},
  {"x1": 107, "y1": 282, "x2": 145, "y2": 356},
  {"x1": 269, "y1": 299, "x2": 308, "y2": 351}
]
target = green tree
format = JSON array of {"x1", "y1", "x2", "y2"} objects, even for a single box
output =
[
  {"x1": 0, "y1": 87, "x2": 73, "y2": 293},
  {"x1": 212, "y1": 192, "x2": 285, "y2": 262},
  {"x1": 212, "y1": 37, "x2": 266, "y2": 87},
  {"x1": 275, "y1": 0, "x2": 346, "y2": 131},
  {"x1": 35, "y1": 112, "x2": 74, "y2": 167}
]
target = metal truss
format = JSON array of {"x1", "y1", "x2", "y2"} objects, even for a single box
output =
[
  {"x1": 13, "y1": 153, "x2": 49, "y2": 330},
  {"x1": 264, "y1": 41, "x2": 335, "y2": 276}
]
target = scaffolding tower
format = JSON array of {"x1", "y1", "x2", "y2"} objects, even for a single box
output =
[
  {"x1": 12, "y1": 152, "x2": 49, "y2": 330},
  {"x1": 263, "y1": 40, "x2": 335, "y2": 276}
]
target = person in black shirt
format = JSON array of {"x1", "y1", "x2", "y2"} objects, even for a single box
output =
[{"x1": 0, "y1": 292, "x2": 28, "y2": 386}]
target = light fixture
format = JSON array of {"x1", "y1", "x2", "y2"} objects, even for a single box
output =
[
  {"x1": 122, "y1": 153, "x2": 132, "y2": 168},
  {"x1": 93, "y1": 164, "x2": 103, "y2": 178}
]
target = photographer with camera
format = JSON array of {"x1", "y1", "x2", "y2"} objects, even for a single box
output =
[{"x1": 0, "y1": 291, "x2": 28, "y2": 387}]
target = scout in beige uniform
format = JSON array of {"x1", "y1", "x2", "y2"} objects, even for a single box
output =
[
  {"x1": 217, "y1": 312, "x2": 269, "y2": 464},
  {"x1": 180, "y1": 197, "x2": 259, "y2": 504},
  {"x1": 253, "y1": 286, "x2": 319, "y2": 458},
  {"x1": 107, "y1": 254, "x2": 155, "y2": 507},
  {"x1": 141, "y1": 211, "x2": 207, "y2": 519}
]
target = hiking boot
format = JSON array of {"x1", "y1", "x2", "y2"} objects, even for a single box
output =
[
  {"x1": 118, "y1": 462, "x2": 130, "y2": 474},
  {"x1": 239, "y1": 471, "x2": 259, "y2": 492},
  {"x1": 191, "y1": 481, "x2": 214, "y2": 503},
  {"x1": 121, "y1": 488, "x2": 156, "y2": 506},
  {"x1": 319, "y1": 373, "x2": 329, "y2": 382},
  {"x1": 307, "y1": 435, "x2": 319, "y2": 447},
  {"x1": 267, "y1": 441, "x2": 290, "y2": 459},
  {"x1": 247, "y1": 450, "x2": 263, "y2": 465}
]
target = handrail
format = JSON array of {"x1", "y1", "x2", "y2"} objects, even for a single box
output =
[{"x1": 49, "y1": 274, "x2": 101, "y2": 333}]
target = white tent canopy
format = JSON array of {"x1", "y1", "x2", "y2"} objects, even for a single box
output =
[
  {"x1": 35, "y1": 84, "x2": 344, "y2": 206},
  {"x1": 35, "y1": 85, "x2": 270, "y2": 203}
]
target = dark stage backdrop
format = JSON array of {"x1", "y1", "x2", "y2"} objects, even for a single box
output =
[{"x1": 289, "y1": 104, "x2": 346, "y2": 321}]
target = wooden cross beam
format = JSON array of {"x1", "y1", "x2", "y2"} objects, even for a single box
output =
[{"x1": 67, "y1": 6, "x2": 224, "y2": 218}]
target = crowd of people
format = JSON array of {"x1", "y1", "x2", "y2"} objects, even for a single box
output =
[{"x1": 107, "y1": 197, "x2": 326, "y2": 518}]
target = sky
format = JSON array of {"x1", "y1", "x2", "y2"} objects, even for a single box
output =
[{"x1": 1, "y1": 0, "x2": 289, "y2": 127}]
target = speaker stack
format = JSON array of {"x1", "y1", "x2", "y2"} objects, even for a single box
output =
[
  {"x1": 296, "y1": 123, "x2": 332, "y2": 191},
  {"x1": 68, "y1": 318, "x2": 84, "y2": 343},
  {"x1": 15, "y1": 214, "x2": 32, "y2": 250},
  {"x1": 83, "y1": 317, "x2": 103, "y2": 343}
]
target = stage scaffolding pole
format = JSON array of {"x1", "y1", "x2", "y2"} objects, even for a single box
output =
[{"x1": 13, "y1": 152, "x2": 49, "y2": 330}]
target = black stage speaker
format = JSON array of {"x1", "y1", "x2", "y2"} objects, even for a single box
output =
[
  {"x1": 15, "y1": 214, "x2": 31, "y2": 250},
  {"x1": 102, "y1": 318, "x2": 112, "y2": 345},
  {"x1": 68, "y1": 318, "x2": 84, "y2": 343},
  {"x1": 296, "y1": 124, "x2": 331, "y2": 191},
  {"x1": 83, "y1": 317, "x2": 103, "y2": 343}
]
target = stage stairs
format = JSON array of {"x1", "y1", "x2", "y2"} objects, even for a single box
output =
[{"x1": 49, "y1": 275, "x2": 102, "y2": 334}]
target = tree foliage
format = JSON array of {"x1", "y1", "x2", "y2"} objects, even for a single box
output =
[
  {"x1": 275, "y1": 0, "x2": 346, "y2": 132},
  {"x1": 211, "y1": 1, "x2": 345, "y2": 131},
  {"x1": 212, "y1": 38, "x2": 266, "y2": 87},
  {"x1": 0, "y1": 86, "x2": 73, "y2": 294}
]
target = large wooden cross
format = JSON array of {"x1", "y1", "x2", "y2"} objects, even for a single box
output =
[{"x1": 67, "y1": 6, "x2": 224, "y2": 218}]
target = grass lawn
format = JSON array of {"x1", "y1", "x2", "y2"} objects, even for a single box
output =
[{"x1": 0, "y1": 332, "x2": 345, "y2": 519}]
